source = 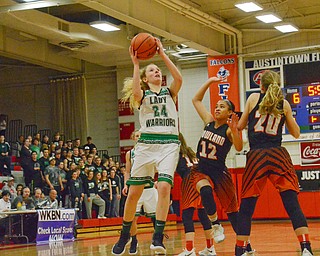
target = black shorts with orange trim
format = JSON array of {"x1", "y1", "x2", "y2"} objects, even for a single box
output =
[
  {"x1": 241, "y1": 146, "x2": 299, "y2": 198},
  {"x1": 182, "y1": 165, "x2": 238, "y2": 213}
]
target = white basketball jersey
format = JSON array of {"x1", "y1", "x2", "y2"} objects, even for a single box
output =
[{"x1": 139, "y1": 88, "x2": 179, "y2": 135}]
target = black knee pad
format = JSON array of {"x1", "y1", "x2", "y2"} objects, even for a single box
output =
[
  {"x1": 280, "y1": 190, "x2": 308, "y2": 230},
  {"x1": 237, "y1": 197, "x2": 258, "y2": 236},
  {"x1": 200, "y1": 186, "x2": 216, "y2": 215},
  {"x1": 182, "y1": 208, "x2": 195, "y2": 233},
  {"x1": 198, "y1": 208, "x2": 211, "y2": 230},
  {"x1": 227, "y1": 211, "x2": 238, "y2": 233}
]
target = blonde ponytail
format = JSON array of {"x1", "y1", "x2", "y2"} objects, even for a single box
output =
[
  {"x1": 121, "y1": 78, "x2": 139, "y2": 110},
  {"x1": 121, "y1": 64, "x2": 154, "y2": 111},
  {"x1": 259, "y1": 71, "x2": 284, "y2": 116}
]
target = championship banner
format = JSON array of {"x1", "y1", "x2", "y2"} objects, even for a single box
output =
[
  {"x1": 36, "y1": 209, "x2": 76, "y2": 244},
  {"x1": 207, "y1": 55, "x2": 240, "y2": 113},
  {"x1": 300, "y1": 141, "x2": 320, "y2": 166}
]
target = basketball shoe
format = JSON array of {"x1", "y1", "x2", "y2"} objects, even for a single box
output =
[
  {"x1": 129, "y1": 236, "x2": 138, "y2": 255},
  {"x1": 177, "y1": 248, "x2": 196, "y2": 256},
  {"x1": 301, "y1": 248, "x2": 313, "y2": 256},
  {"x1": 150, "y1": 233, "x2": 166, "y2": 254},
  {"x1": 212, "y1": 224, "x2": 225, "y2": 243},
  {"x1": 112, "y1": 232, "x2": 131, "y2": 255},
  {"x1": 198, "y1": 245, "x2": 217, "y2": 256}
]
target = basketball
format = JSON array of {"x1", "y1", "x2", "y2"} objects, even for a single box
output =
[{"x1": 131, "y1": 33, "x2": 157, "y2": 60}]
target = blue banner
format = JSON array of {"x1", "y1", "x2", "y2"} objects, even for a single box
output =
[{"x1": 36, "y1": 209, "x2": 76, "y2": 244}]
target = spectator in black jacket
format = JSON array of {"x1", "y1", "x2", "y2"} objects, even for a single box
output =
[
  {"x1": 20, "y1": 138, "x2": 33, "y2": 187},
  {"x1": 84, "y1": 170, "x2": 106, "y2": 219},
  {"x1": 70, "y1": 170, "x2": 84, "y2": 219},
  {"x1": 0, "y1": 135, "x2": 11, "y2": 176}
]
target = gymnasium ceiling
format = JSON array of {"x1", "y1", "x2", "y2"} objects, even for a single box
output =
[{"x1": 0, "y1": 0, "x2": 319, "y2": 73}]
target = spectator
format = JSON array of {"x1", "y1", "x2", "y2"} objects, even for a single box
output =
[
  {"x1": 16, "y1": 184, "x2": 23, "y2": 197},
  {"x1": 30, "y1": 138, "x2": 41, "y2": 160},
  {"x1": 46, "y1": 189, "x2": 59, "y2": 209},
  {"x1": 119, "y1": 164, "x2": 127, "y2": 217},
  {"x1": 58, "y1": 161, "x2": 68, "y2": 207},
  {"x1": 86, "y1": 155, "x2": 96, "y2": 173},
  {"x1": 12, "y1": 135, "x2": 24, "y2": 158},
  {"x1": 109, "y1": 168, "x2": 121, "y2": 217},
  {"x1": 54, "y1": 149, "x2": 63, "y2": 165},
  {"x1": 41, "y1": 135, "x2": 50, "y2": 152},
  {"x1": 0, "y1": 118, "x2": 6, "y2": 137},
  {"x1": 52, "y1": 132, "x2": 60, "y2": 148},
  {"x1": 63, "y1": 149, "x2": 74, "y2": 173},
  {"x1": 2, "y1": 177, "x2": 17, "y2": 201},
  {"x1": 66, "y1": 140, "x2": 73, "y2": 151},
  {"x1": 0, "y1": 190, "x2": 11, "y2": 243},
  {"x1": 100, "y1": 169, "x2": 112, "y2": 217},
  {"x1": 57, "y1": 139, "x2": 64, "y2": 151},
  {"x1": 78, "y1": 159, "x2": 87, "y2": 183},
  {"x1": 94, "y1": 157, "x2": 105, "y2": 174},
  {"x1": 70, "y1": 170, "x2": 84, "y2": 219},
  {"x1": 91, "y1": 147, "x2": 98, "y2": 156},
  {"x1": 12, "y1": 187, "x2": 35, "y2": 210},
  {"x1": 32, "y1": 187, "x2": 44, "y2": 208},
  {"x1": 72, "y1": 147, "x2": 81, "y2": 165},
  {"x1": 102, "y1": 158, "x2": 110, "y2": 174},
  {"x1": 31, "y1": 151, "x2": 44, "y2": 191},
  {"x1": 20, "y1": 138, "x2": 33, "y2": 187},
  {"x1": 0, "y1": 135, "x2": 11, "y2": 176},
  {"x1": 84, "y1": 136, "x2": 97, "y2": 151},
  {"x1": 74, "y1": 138, "x2": 81, "y2": 148},
  {"x1": 84, "y1": 170, "x2": 106, "y2": 219},
  {"x1": 49, "y1": 143, "x2": 57, "y2": 157},
  {"x1": 44, "y1": 157, "x2": 63, "y2": 199},
  {"x1": 84, "y1": 146, "x2": 90, "y2": 157},
  {"x1": 39, "y1": 148, "x2": 50, "y2": 180}
]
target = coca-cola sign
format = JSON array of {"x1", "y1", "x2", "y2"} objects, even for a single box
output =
[{"x1": 300, "y1": 141, "x2": 320, "y2": 166}]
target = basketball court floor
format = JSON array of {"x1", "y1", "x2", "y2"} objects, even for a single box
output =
[{"x1": 2, "y1": 220, "x2": 320, "y2": 256}]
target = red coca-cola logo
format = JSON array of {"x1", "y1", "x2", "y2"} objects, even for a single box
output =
[
  {"x1": 302, "y1": 146, "x2": 320, "y2": 158},
  {"x1": 301, "y1": 142, "x2": 320, "y2": 165}
]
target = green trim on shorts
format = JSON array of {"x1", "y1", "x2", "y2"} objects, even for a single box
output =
[
  {"x1": 158, "y1": 173, "x2": 174, "y2": 186},
  {"x1": 138, "y1": 133, "x2": 180, "y2": 144},
  {"x1": 127, "y1": 176, "x2": 154, "y2": 186},
  {"x1": 145, "y1": 212, "x2": 156, "y2": 218}
]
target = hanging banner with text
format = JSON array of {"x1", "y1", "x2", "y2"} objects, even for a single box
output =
[
  {"x1": 207, "y1": 55, "x2": 240, "y2": 114},
  {"x1": 36, "y1": 209, "x2": 76, "y2": 244}
]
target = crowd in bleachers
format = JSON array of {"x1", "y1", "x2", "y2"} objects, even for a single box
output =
[{"x1": 0, "y1": 132, "x2": 126, "y2": 220}]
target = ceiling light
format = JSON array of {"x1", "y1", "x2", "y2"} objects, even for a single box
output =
[
  {"x1": 90, "y1": 21, "x2": 120, "y2": 32},
  {"x1": 256, "y1": 13, "x2": 282, "y2": 23},
  {"x1": 235, "y1": 1, "x2": 263, "y2": 12},
  {"x1": 274, "y1": 24, "x2": 299, "y2": 33}
]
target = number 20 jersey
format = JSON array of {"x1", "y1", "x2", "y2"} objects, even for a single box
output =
[
  {"x1": 248, "y1": 93, "x2": 285, "y2": 149},
  {"x1": 139, "y1": 88, "x2": 179, "y2": 135},
  {"x1": 196, "y1": 121, "x2": 232, "y2": 172}
]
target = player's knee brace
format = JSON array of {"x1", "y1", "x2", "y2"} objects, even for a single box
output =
[
  {"x1": 280, "y1": 190, "x2": 307, "y2": 230},
  {"x1": 182, "y1": 208, "x2": 195, "y2": 233},
  {"x1": 237, "y1": 197, "x2": 257, "y2": 236},
  {"x1": 198, "y1": 208, "x2": 211, "y2": 230},
  {"x1": 200, "y1": 185, "x2": 216, "y2": 215},
  {"x1": 227, "y1": 212, "x2": 238, "y2": 233}
]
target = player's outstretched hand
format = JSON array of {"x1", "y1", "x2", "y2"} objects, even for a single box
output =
[{"x1": 227, "y1": 112, "x2": 239, "y2": 133}]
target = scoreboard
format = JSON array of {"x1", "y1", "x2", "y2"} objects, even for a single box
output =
[{"x1": 285, "y1": 83, "x2": 320, "y2": 133}]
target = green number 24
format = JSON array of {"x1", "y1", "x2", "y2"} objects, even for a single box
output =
[{"x1": 152, "y1": 105, "x2": 168, "y2": 117}]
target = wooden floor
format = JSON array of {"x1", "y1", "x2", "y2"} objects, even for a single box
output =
[{"x1": 2, "y1": 220, "x2": 320, "y2": 256}]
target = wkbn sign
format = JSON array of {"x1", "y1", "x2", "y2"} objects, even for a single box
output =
[{"x1": 300, "y1": 141, "x2": 320, "y2": 166}]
